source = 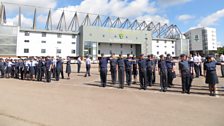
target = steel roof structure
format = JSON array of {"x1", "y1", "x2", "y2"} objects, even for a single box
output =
[{"x1": 0, "y1": 2, "x2": 182, "y2": 39}]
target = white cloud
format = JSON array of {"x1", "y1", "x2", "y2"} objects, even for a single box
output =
[
  {"x1": 177, "y1": 14, "x2": 195, "y2": 22},
  {"x1": 2, "y1": 0, "x2": 170, "y2": 28},
  {"x1": 6, "y1": 14, "x2": 33, "y2": 27},
  {"x1": 157, "y1": 0, "x2": 191, "y2": 7},
  {"x1": 198, "y1": 8, "x2": 224, "y2": 27}
]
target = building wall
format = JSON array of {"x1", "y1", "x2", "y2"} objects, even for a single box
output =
[
  {"x1": 0, "y1": 25, "x2": 18, "y2": 56},
  {"x1": 17, "y1": 30, "x2": 78, "y2": 58},
  {"x1": 98, "y1": 43, "x2": 136, "y2": 57},
  {"x1": 152, "y1": 39, "x2": 176, "y2": 57},
  {"x1": 185, "y1": 27, "x2": 217, "y2": 54}
]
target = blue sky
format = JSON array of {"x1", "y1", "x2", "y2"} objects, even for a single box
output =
[
  {"x1": 56, "y1": 0, "x2": 224, "y2": 43},
  {"x1": 1, "y1": 0, "x2": 224, "y2": 44}
]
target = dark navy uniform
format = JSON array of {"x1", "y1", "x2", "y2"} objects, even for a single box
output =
[
  {"x1": 204, "y1": 61, "x2": 219, "y2": 85},
  {"x1": 14, "y1": 61, "x2": 20, "y2": 79},
  {"x1": 179, "y1": 60, "x2": 191, "y2": 93},
  {"x1": 132, "y1": 58, "x2": 138, "y2": 84},
  {"x1": 45, "y1": 59, "x2": 52, "y2": 83},
  {"x1": 19, "y1": 60, "x2": 25, "y2": 80},
  {"x1": 29, "y1": 61, "x2": 36, "y2": 79},
  {"x1": 117, "y1": 58, "x2": 125, "y2": 89},
  {"x1": 138, "y1": 59, "x2": 147, "y2": 90},
  {"x1": 37, "y1": 59, "x2": 44, "y2": 81},
  {"x1": 146, "y1": 59, "x2": 154, "y2": 86},
  {"x1": 124, "y1": 58, "x2": 133, "y2": 86},
  {"x1": 166, "y1": 59, "x2": 175, "y2": 87},
  {"x1": 56, "y1": 59, "x2": 63, "y2": 81},
  {"x1": 99, "y1": 57, "x2": 109, "y2": 87},
  {"x1": 110, "y1": 58, "x2": 117, "y2": 84},
  {"x1": 0, "y1": 59, "x2": 5, "y2": 78},
  {"x1": 158, "y1": 60, "x2": 168, "y2": 91}
]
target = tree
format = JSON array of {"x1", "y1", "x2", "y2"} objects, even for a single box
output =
[{"x1": 217, "y1": 47, "x2": 224, "y2": 54}]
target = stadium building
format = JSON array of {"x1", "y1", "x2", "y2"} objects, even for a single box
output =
[{"x1": 0, "y1": 3, "x2": 189, "y2": 60}]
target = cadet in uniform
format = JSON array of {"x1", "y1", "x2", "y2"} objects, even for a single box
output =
[
  {"x1": 110, "y1": 53, "x2": 117, "y2": 84},
  {"x1": 14, "y1": 59, "x2": 20, "y2": 79},
  {"x1": 77, "y1": 56, "x2": 82, "y2": 73},
  {"x1": 6, "y1": 59, "x2": 13, "y2": 78},
  {"x1": 19, "y1": 59, "x2": 25, "y2": 80},
  {"x1": 204, "y1": 55, "x2": 223, "y2": 96},
  {"x1": 66, "y1": 57, "x2": 71, "y2": 79},
  {"x1": 146, "y1": 55, "x2": 154, "y2": 87},
  {"x1": 220, "y1": 53, "x2": 224, "y2": 77},
  {"x1": 37, "y1": 57, "x2": 44, "y2": 81},
  {"x1": 45, "y1": 57, "x2": 53, "y2": 83},
  {"x1": 117, "y1": 54, "x2": 125, "y2": 89},
  {"x1": 0, "y1": 58, "x2": 5, "y2": 78},
  {"x1": 132, "y1": 55, "x2": 138, "y2": 84},
  {"x1": 166, "y1": 54, "x2": 175, "y2": 87},
  {"x1": 56, "y1": 57, "x2": 63, "y2": 81},
  {"x1": 99, "y1": 53, "x2": 109, "y2": 87},
  {"x1": 60, "y1": 57, "x2": 64, "y2": 79},
  {"x1": 124, "y1": 54, "x2": 133, "y2": 86},
  {"x1": 179, "y1": 54, "x2": 192, "y2": 94},
  {"x1": 138, "y1": 54, "x2": 147, "y2": 90},
  {"x1": 158, "y1": 55, "x2": 168, "y2": 92}
]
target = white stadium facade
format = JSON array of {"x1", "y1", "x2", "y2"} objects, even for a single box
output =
[{"x1": 0, "y1": 2, "x2": 189, "y2": 60}]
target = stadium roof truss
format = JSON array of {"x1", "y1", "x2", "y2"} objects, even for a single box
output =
[{"x1": 0, "y1": 3, "x2": 182, "y2": 39}]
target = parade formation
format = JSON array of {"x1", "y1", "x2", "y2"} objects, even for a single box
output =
[{"x1": 0, "y1": 53, "x2": 224, "y2": 97}]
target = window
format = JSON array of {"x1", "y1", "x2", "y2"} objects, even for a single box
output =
[
  {"x1": 157, "y1": 51, "x2": 159, "y2": 55},
  {"x1": 172, "y1": 41, "x2": 174, "y2": 44},
  {"x1": 120, "y1": 44, "x2": 123, "y2": 48},
  {"x1": 157, "y1": 41, "x2": 159, "y2": 43},
  {"x1": 98, "y1": 43, "x2": 101, "y2": 46},
  {"x1": 102, "y1": 34, "x2": 105, "y2": 37},
  {"x1": 42, "y1": 32, "x2": 46, "y2": 37},
  {"x1": 98, "y1": 50, "x2": 101, "y2": 54},
  {"x1": 156, "y1": 46, "x2": 159, "y2": 48},
  {"x1": 130, "y1": 44, "x2": 133, "y2": 48},
  {"x1": 131, "y1": 51, "x2": 133, "y2": 54},
  {"x1": 172, "y1": 52, "x2": 175, "y2": 55},
  {"x1": 41, "y1": 49, "x2": 46, "y2": 53},
  {"x1": 165, "y1": 51, "x2": 167, "y2": 55},
  {"x1": 164, "y1": 46, "x2": 167, "y2": 48},
  {"x1": 110, "y1": 50, "x2": 112, "y2": 54},
  {"x1": 41, "y1": 41, "x2": 46, "y2": 43},
  {"x1": 25, "y1": 31, "x2": 30, "y2": 36},
  {"x1": 24, "y1": 49, "x2": 29, "y2": 53},
  {"x1": 56, "y1": 49, "x2": 61, "y2": 54},
  {"x1": 71, "y1": 42, "x2": 76, "y2": 44},
  {"x1": 120, "y1": 51, "x2": 123, "y2": 54},
  {"x1": 24, "y1": 40, "x2": 29, "y2": 43},
  {"x1": 57, "y1": 33, "x2": 62, "y2": 38},
  {"x1": 72, "y1": 34, "x2": 76, "y2": 38},
  {"x1": 57, "y1": 41, "x2": 62, "y2": 44},
  {"x1": 172, "y1": 46, "x2": 174, "y2": 48},
  {"x1": 71, "y1": 50, "x2": 76, "y2": 54},
  {"x1": 110, "y1": 43, "x2": 112, "y2": 46},
  {"x1": 165, "y1": 41, "x2": 167, "y2": 44},
  {"x1": 195, "y1": 35, "x2": 199, "y2": 41}
]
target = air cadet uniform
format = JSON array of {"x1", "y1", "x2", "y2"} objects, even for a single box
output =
[
  {"x1": 6, "y1": 60, "x2": 13, "y2": 78},
  {"x1": 158, "y1": 55, "x2": 168, "y2": 92},
  {"x1": 138, "y1": 54, "x2": 147, "y2": 90},
  {"x1": 14, "y1": 60, "x2": 20, "y2": 79},
  {"x1": 56, "y1": 58, "x2": 63, "y2": 81},
  {"x1": 0, "y1": 59, "x2": 5, "y2": 78},
  {"x1": 19, "y1": 59, "x2": 25, "y2": 80},
  {"x1": 146, "y1": 55, "x2": 154, "y2": 87},
  {"x1": 77, "y1": 56, "x2": 82, "y2": 73},
  {"x1": 179, "y1": 54, "x2": 192, "y2": 94},
  {"x1": 124, "y1": 54, "x2": 133, "y2": 86},
  {"x1": 166, "y1": 56, "x2": 175, "y2": 87},
  {"x1": 117, "y1": 55, "x2": 125, "y2": 89},
  {"x1": 66, "y1": 58, "x2": 72, "y2": 79},
  {"x1": 45, "y1": 58, "x2": 52, "y2": 83},
  {"x1": 204, "y1": 56, "x2": 221, "y2": 96},
  {"x1": 37, "y1": 58, "x2": 44, "y2": 81},
  {"x1": 99, "y1": 54, "x2": 109, "y2": 87},
  {"x1": 110, "y1": 55, "x2": 117, "y2": 84},
  {"x1": 132, "y1": 56, "x2": 138, "y2": 84},
  {"x1": 29, "y1": 59, "x2": 36, "y2": 80}
]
